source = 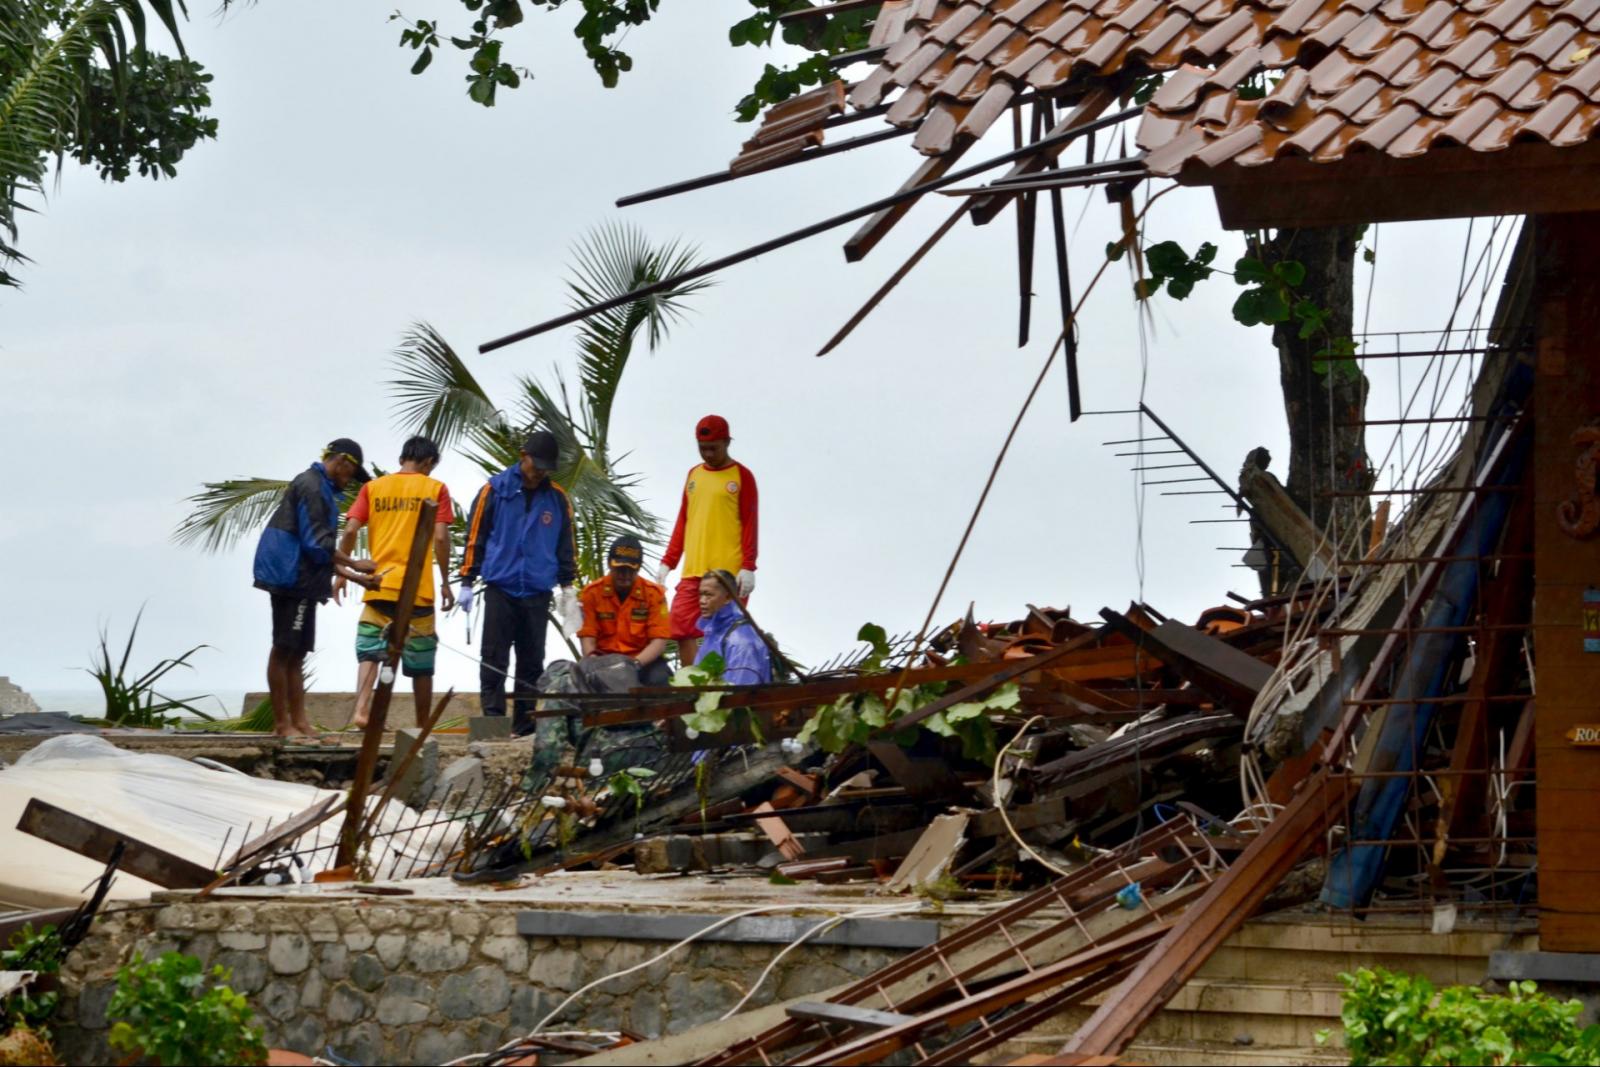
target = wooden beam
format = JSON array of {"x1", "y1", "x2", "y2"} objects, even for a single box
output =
[
  {"x1": 1203, "y1": 140, "x2": 1600, "y2": 230},
  {"x1": 786, "y1": 1002, "x2": 912, "y2": 1029},
  {"x1": 338, "y1": 497, "x2": 436, "y2": 868},
  {"x1": 17, "y1": 799, "x2": 213, "y2": 889}
]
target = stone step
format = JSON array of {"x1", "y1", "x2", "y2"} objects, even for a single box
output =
[
  {"x1": 1198, "y1": 943, "x2": 1495, "y2": 987},
  {"x1": 1015, "y1": 980, "x2": 1345, "y2": 1049},
  {"x1": 984, "y1": 1035, "x2": 1345, "y2": 1067},
  {"x1": 1123, "y1": 1040, "x2": 1348, "y2": 1066}
]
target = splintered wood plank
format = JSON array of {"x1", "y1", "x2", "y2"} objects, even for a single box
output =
[
  {"x1": 884, "y1": 813, "x2": 970, "y2": 893},
  {"x1": 17, "y1": 798, "x2": 213, "y2": 889},
  {"x1": 786, "y1": 1002, "x2": 913, "y2": 1030}
]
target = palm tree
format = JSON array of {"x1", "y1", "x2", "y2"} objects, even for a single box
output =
[
  {"x1": 174, "y1": 221, "x2": 710, "y2": 583},
  {"x1": 0, "y1": 0, "x2": 189, "y2": 286},
  {"x1": 390, "y1": 222, "x2": 709, "y2": 580}
]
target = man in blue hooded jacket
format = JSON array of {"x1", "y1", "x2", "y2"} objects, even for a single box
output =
[
  {"x1": 253, "y1": 438, "x2": 379, "y2": 741},
  {"x1": 459, "y1": 431, "x2": 580, "y2": 734}
]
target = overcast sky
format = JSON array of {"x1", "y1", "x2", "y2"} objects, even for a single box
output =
[{"x1": 1, "y1": 1, "x2": 1502, "y2": 709}]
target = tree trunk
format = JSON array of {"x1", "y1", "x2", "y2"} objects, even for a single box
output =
[{"x1": 1258, "y1": 226, "x2": 1371, "y2": 590}]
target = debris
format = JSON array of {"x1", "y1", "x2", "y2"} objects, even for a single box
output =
[{"x1": 882, "y1": 813, "x2": 968, "y2": 894}]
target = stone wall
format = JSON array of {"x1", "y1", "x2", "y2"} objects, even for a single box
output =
[{"x1": 56, "y1": 896, "x2": 906, "y2": 1065}]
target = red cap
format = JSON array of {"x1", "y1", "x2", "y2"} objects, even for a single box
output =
[{"x1": 695, "y1": 415, "x2": 730, "y2": 442}]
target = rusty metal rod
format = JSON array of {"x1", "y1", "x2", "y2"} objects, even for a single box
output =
[{"x1": 484, "y1": 105, "x2": 1142, "y2": 353}]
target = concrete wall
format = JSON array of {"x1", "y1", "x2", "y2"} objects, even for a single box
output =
[{"x1": 56, "y1": 897, "x2": 903, "y2": 1065}]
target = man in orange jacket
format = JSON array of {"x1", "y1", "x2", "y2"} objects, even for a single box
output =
[
  {"x1": 577, "y1": 535, "x2": 672, "y2": 685},
  {"x1": 654, "y1": 415, "x2": 758, "y2": 666}
]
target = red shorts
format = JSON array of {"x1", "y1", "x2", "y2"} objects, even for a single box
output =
[
  {"x1": 670, "y1": 577, "x2": 704, "y2": 641},
  {"x1": 670, "y1": 576, "x2": 752, "y2": 641}
]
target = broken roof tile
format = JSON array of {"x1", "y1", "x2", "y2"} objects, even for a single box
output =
[{"x1": 731, "y1": 0, "x2": 1600, "y2": 191}]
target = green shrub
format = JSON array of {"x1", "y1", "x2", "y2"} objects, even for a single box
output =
[
  {"x1": 1, "y1": 923, "x2": 64, "y2": 1036},
  {"x1": 1326, "y1": 966, "x2": 1600, "y2": 1066},
  {"x1": 86, "y1": 607, "x2": 215, "y2": 728},
  {"x1": 107, "y1": 953, "x2": 266, "y2": 1066}
]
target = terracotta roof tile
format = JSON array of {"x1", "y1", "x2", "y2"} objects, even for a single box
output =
[{"x1": 731, "y1": 0, "x2": 1600, "y2": 189}]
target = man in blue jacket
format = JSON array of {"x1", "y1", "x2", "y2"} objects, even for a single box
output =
[
  {"x1": 695, "y1": 569, "x2": 773, "y2": 685},
  {"x1": 253, "y1": 438, "x2": 379, "y2": 741},
  {"x1": 459, "y1": 431, "x2": 580, "y2": 734}
]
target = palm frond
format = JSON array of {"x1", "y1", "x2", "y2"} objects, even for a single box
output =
[
  {"x1": 388, "y1": 321, "x2": 504, "y2": 450},
  {"x1": 171, "y1": 476, "x2": 287, "y2": 552},
  {"x1": 566, "y1": 220, "x2": 711, "y2": 440},
  {"x1": 0, "y1": 0, "x2": 190, "y2": 286}
]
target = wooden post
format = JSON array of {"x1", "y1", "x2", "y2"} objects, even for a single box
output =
[
  {"x1": 1533, "y1": 212, "x2": 1600, "y2": 951},
  {"x1": 337, "y1": 497, "x2": 437, "y2": 869}
]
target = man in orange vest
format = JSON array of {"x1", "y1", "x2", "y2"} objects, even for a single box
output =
[
  {"x1": 654, "y1": 415, "x2": 758, "y2": 666},
  {"x1": 334, "y1": 435, "x2": 456, "y2": 730},
  {"x1": 577, "y1": 535, "x2": 672, "y2": 685}
]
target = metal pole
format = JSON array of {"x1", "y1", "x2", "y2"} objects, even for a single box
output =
[{"x1": 478, "y1": 105, "x2": 1143, "y2": 354}]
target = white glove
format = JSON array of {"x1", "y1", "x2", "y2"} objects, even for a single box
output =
[
  {"x1": 737, "y1": 568, "x2": 757, "y2": 598},
  {"x1": 654, "y1": 562, "x2": 671, "y2": 588},
  {"x1": 456, "y1": 582, "x2": 474, "y2": 615},
  {"x1": 557, "y1": 587, "x2": 582, "y2": 637}
]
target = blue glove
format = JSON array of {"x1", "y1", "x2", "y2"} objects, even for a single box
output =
[{"x1": 457, "y1": 582, "x2": 474, "y2": 615}]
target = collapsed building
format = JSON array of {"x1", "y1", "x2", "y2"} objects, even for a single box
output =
[{"x1": 6, "y1": 0, "x2": 1600, "y2": 1062}]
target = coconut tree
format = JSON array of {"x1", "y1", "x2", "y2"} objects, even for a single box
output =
[
  {"x1": 174, "y1": 221, "x2": 710, "y2": 585},
  {"x1": 1, "y1": 0, "x2": 212, "y2": 288}
]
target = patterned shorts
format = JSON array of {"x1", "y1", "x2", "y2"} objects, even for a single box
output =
[{"x1": 355, "y1": 603, "x2": 438, "y2": 677}]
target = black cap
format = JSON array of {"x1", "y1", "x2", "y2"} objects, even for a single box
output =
[
  {"x1": 521, "y1": 430, "x2": 560, "y2": 470},
  {"x1": 325, "y1": 438, "x2": 372, "y2": 484},
  {"x1": 608, "y1": 535, "x2": 644, "y2": 571}
]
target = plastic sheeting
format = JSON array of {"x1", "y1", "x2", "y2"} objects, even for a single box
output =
[{"x1": 0, "y1": 735, "x2": 447, "y2": 909}]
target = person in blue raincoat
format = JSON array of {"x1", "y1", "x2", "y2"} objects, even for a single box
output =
[{"x1": 693, "y1": 569, "x2": 772, "y2": 685}]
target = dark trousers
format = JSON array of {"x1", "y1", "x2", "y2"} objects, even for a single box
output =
[{"x1": 480, "y1": 586, "x2": 551, "y2": 733}]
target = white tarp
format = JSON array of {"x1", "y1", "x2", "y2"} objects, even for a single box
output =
[{"x1": 0, "y1": 735, "x2": 448, "y2": 908}]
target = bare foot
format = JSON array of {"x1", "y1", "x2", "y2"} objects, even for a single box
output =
[{"x1": 351, "y1": 716, "x2": 369, "y2": 731}]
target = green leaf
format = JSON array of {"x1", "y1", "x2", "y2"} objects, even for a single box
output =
[
  {"x1": 1259, "y1": 287, "x2": 1291, "y2": 324},
  {"x1": 1144, "y1": 239, "x2": 1188, "y2": 276},
  {"x1": 1272, "y1": 259, "x2": 1306, "y2": 287},
  {"x1": 944, "y1": 700, "x2": 986, "y2": 724},
  {"x1": 984, "y1": 683, "x2": 1022, "y2": 711},
  {"x1": 922, "y1": 710, "x2": 956, "y2": 737},
  {"x1": 857, "y1": 694, "x2": 889, "y2": 728},
  {"x1": 1232, "y1": 288, "x2": 1266, "y2": 327},
  {"x1": 1106, "y1": 240, "x2": 1126, "y2": 262},
  {"x1": 410, "y1": 47, "x2": 433, "y2": 74},
  {"x1": 856, "y1": 622, "x2": 889, "y2": 654},
  {"x1": 1234, "y1": 257, "x2": 1269, "y2": 283}
]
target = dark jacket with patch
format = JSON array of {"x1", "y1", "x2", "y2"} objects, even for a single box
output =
[{"x1": 252, "y1": 463, "x2": 340, "y2": 601}]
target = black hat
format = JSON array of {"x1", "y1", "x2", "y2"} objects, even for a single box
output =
[
  {"x1": 608, "y1": 535, "x2": 644, "y2": 571},
  {"x1": 325, "y1": 438, "x2": 372, "y2": 484},
  {"x1": 521, "y1": 431, "x2": 560, "y2": 470}
]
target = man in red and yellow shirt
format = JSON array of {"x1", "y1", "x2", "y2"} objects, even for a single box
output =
[
  {"x1": 577, "y1": 535, "x2": 672, "y2": 685},
  {"x1": 654, "y1": 414, "x2": 758, "y2": 665}
]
